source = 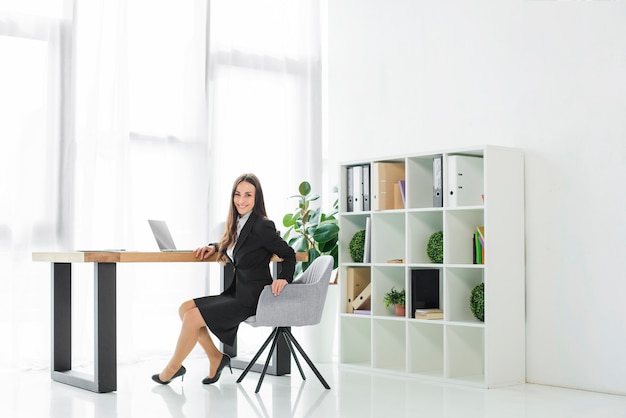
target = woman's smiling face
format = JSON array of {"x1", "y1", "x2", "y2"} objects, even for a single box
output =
[{"x1": 233, "y1": 180, "x2": 256, "y2": 216}]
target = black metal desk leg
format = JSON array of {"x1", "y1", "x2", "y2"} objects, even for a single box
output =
[
  {"x1": 94, "y1": 262, "x2": 117, "y2": 392},
  {"x1": 52, "y1": 263, "x2": 72, "y2": 374}
]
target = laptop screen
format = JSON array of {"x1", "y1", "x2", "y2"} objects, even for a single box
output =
[{"x1": 148, "y1": 219, "x2": 177, "y2": 251}]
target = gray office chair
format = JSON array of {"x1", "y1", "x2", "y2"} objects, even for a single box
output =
[{"x1": 236, "y1": 255, "x2": 334, "y2": 393}]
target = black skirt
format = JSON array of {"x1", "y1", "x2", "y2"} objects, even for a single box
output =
[{"x1": 193, "y1": 294, "x2": 256, "y2": 347}]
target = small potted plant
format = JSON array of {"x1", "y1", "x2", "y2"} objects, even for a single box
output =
[{"x1": 383, "y1": 287, "x2": 406, "y2": 317}]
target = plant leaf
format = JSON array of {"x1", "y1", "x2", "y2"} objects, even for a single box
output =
[
  {"x1": 319, "y1": 238, "x2": 337, "y2": 253},
  {"x1": 313, "y1": 223, "x2": 339, "y2": 243},
  {"x1": 298, "y1": 181, "x2": 311, "y2": 196},
  {"x1": 308, "y1": 207, "x2": 322, "y2": 225},
  {"x1": 291, "y1": 235, "x2": 309, "y2": 252},
  {"x1": 282, "y1": 213, "x2": 297, "y2": 227}
]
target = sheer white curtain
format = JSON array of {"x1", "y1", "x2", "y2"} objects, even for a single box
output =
[
  {"x1": 0, "y1": 0, "x2": 322, "y2": 370},
  {"x1": 0, "y1": 2, "x2": 69, "y2": 370},
  {"x1": 206, "y1": 0, "x2": 323, "y2": 357},
  {"x1": 71, "y1": 0, "x2": 211, "y2": 366},
  {"x1": 0, "y1": 0, "x2": 210, "y2": 369}
]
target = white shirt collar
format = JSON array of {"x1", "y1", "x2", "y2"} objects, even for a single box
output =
[{"x1": 236, "y1": 212, "x2": 252, "y2": 236}]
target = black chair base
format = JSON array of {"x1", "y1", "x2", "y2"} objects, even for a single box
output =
[{"x1": 236, "y1": 326, "x2": 331, "y2": 393}]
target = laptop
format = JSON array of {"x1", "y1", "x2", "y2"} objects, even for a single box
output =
[{"x1": 148, "y1": 220, "x2": 192, "y2": 252}]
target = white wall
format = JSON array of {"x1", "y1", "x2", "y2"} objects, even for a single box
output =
[{"x1": 327, "y1": 0, "x2": 626, "y2": 395}]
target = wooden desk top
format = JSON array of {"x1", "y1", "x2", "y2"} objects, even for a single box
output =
[{"x1": 32, "y1": 251, "x2": 308, "y2": 263}]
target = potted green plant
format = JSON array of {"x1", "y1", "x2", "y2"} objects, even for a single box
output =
[
  {"x1": 383, "y1": 287, "x2": 406, "y2": 317},
  {"x1": 282, "y1": 181, "x2": 339, "y2": 274}
]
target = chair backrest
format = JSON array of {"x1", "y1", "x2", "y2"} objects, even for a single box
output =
[
  {"x1": 252, "y1": 255, "x2": 334, "y2": 327},
  {"x1": 292, "y1": 255, "x2": 333, "y2": 285}
]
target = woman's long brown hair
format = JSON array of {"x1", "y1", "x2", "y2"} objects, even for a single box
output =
[{"x1": 216, "y1": 173, "x2": 267, "y2": 263}]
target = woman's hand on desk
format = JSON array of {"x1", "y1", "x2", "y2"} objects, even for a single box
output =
[{"x1": 194, "y1": 245, "x2": 215, "y2": 260}]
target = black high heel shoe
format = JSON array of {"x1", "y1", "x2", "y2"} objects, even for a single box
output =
[
  {"x1": 152, "y1": 365, "x2": 186, "y2": 385},
  {"x1": 202, "y1": 354, "x2": 232, "y2": 384}
]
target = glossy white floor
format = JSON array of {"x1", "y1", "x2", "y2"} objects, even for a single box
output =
[{"x1": 3, "y1": 356, "x2": 626, "y2": 418}]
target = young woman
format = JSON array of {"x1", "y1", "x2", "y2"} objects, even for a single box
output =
[{"x1": 152, "y1": 173, "x2": 296, "y2": 385}]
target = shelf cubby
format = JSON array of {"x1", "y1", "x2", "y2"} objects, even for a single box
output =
[
  {"x1": 409, "y1": 267, "x2": 443, "y2": 315},
  {"x1": 444, "y1": 209, "x2": 484, "y2": 265},
  {"x1": 340, "y1": 315, "x2": 372, "y2": 366},
  {"x1": 372, "y1": 318, "x2": 406, "y2": 372},
  {"x1": 371, "y1": 212, "x2": 405, "y2": 264},
  {"x1": 406, "y1": 155, "x2": 440, "y2": 209},
  {"x1": 372, "y1": 265, "x2": 406, "y2": 317},
  {"x1": 445, "y1": 267, "x2": 484, "y2": 323},
  {"x1": 339, "y1": 213, "x2": 370, "y2": 265},
  {"x1": 446, "y1": 325, "x2": 484, "y2": 382},
  {"x1": 407, "y1": 321, "x2": 444, "y2": 377},
  {"x1": 407, "y1": 210, "x2": 443, "y2": 264}
]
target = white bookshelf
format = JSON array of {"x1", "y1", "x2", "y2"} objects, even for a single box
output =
[{"x1": 338, "y1": 145, "x2": 525, "y2": 388}]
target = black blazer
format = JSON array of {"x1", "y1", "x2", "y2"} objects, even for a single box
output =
[{"x1": 222, "y1": 212, "x2": 296, "y2": 308}]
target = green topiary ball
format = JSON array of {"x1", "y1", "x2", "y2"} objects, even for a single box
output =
[
  {"x1": 349, "y1": 230, "x2": 366, "y2": 262},
  {"x1": 470, "y1": 282, "x2": 485, "y2": 321},
  {"x1": 426, "y1": 230, "x2": 443, "y2": 263}
]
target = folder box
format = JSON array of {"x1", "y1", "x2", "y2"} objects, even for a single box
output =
[
  {"x1": 433, "y1": 156, "x2": 443, "y2": 207},
  {"x1": 372, "y1": 161, "x2": 405, "y2": 210},
  {"x1": 346, "y1": 267, "x2": 371, "y2": 313},
  {"x1": 350, "y1": 282, "x2": 371, "y2": 310},
  {"x1": 447, "y1": 155, "x2": 484, "y2": 207},
  {"x1": 352, "y1": 165, "x2": 364, "y2": 212},
  {"x1": 346, "y1": 166, "x2": 354, "y2": 212},
  {"x1": 362, "y1": 164, "x2": 371, "y2": 211}
]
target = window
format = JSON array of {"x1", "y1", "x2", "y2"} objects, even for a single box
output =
[{"x1": 207, "y1": 0, "x2": 322, "y2": 225}]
